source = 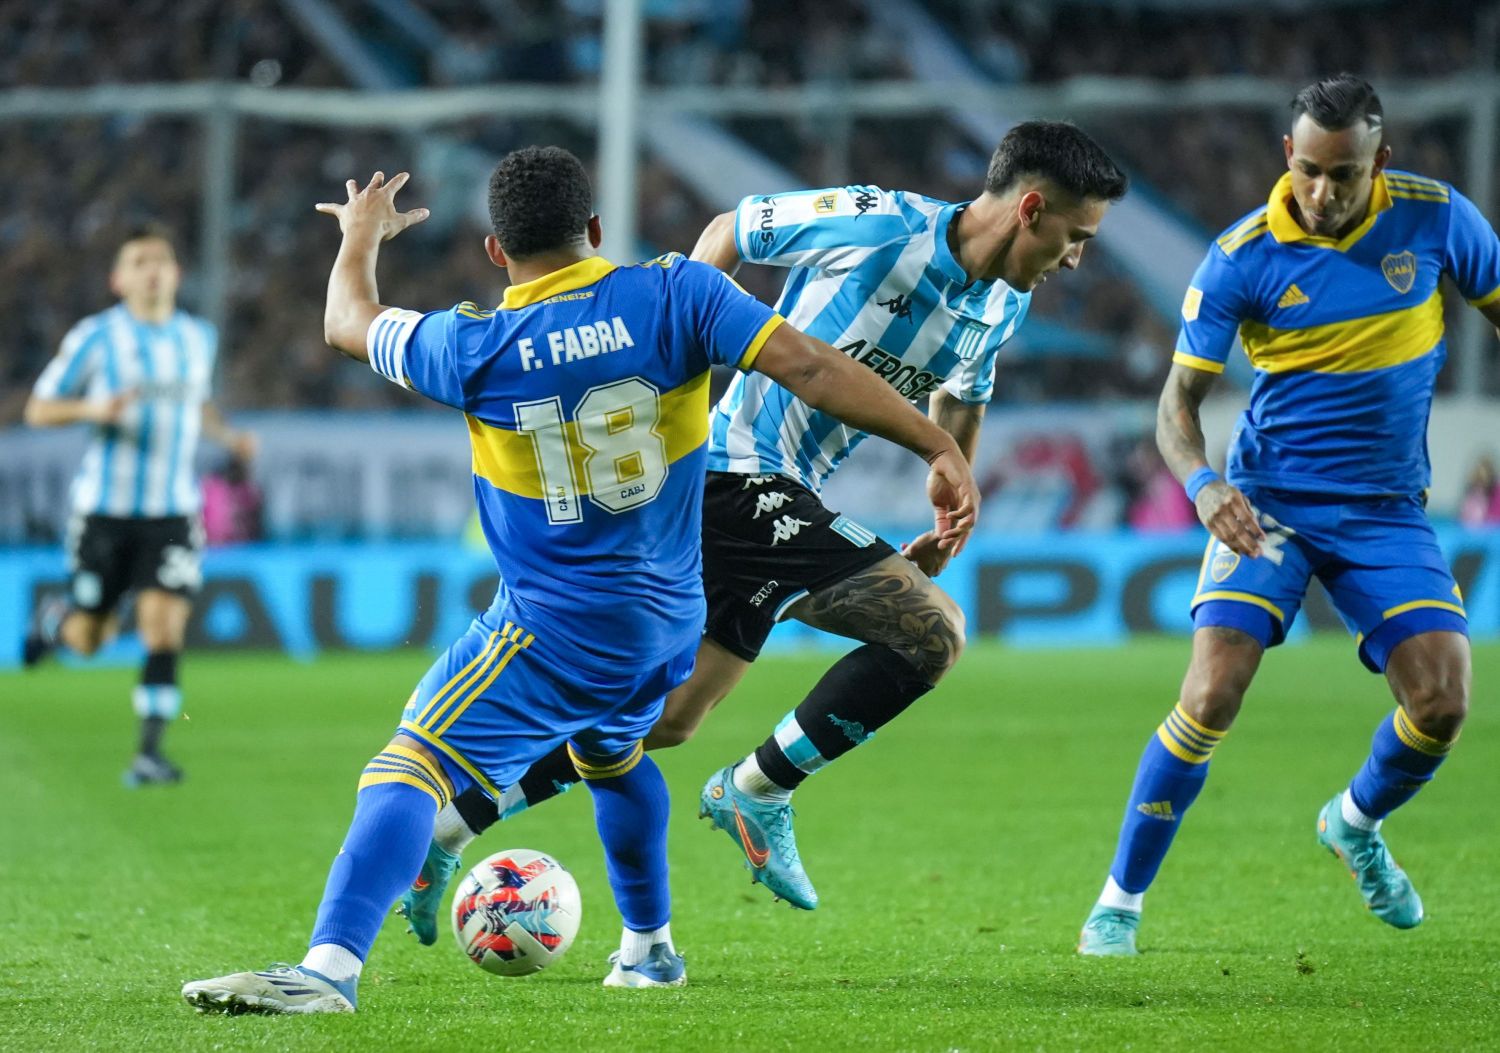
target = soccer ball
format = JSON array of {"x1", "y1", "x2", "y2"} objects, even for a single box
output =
[{"x1": 450, "y1": 849, "x2": 581, "y2": 976}]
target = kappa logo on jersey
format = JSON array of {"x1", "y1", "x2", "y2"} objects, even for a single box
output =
[
  {"x1": 1276, "y1": 283, "x2": 1310, "y2": 308},
  {"x1": 1382, "y1": 251, "x2": 1417, "y2": 294},
  {"x1": 751, "y1": 491, "x2": 794, "y2": 519},
  {"x1": 768, "y1": 515, "x2": 813, "y2": 545},
  {"x1": 877, "y1": 294, "x2": 914, "y2": 321},
  {"x1": 852, "y1": 189, "x2": 879, "y2": 216}
]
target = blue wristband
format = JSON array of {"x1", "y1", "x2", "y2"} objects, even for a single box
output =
[{"x1": 1184, "y1": 467, "x2": 1220, "y2": 503}]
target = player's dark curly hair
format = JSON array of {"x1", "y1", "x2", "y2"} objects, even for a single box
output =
[
  {"x1": 487, "y1": 146, "x2": 593, "y2": 259},
  {"x1": 984, "y1": 121, "x2": 1128, "y2": 202},
  {"x1": 1291, "y1": 73, "x2": 1384, "y2": 134}
]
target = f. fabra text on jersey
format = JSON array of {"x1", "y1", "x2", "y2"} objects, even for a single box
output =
[{"x1": 519, "y1": 316, "x2": 635, "y2": 371}]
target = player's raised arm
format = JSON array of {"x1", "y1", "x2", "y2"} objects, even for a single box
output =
[
  {"x1": 314, "y1": 172, "x2": 430, "y2": 360},
  {"x1": 689, "y1": 211, "x2": 741, "y2": 276},
  {"x1": 751, "y1": 322, "x2": 978, "y2": 544},
  {"x1": 1157, "y1": 362, "x2": 1263, "y2": 557}
]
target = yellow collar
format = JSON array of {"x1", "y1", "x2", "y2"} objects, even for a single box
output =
[
  {"x1": 1266, "y1": 172, "x2": 1392, "y2": 251},
  {"x1": 501, "y1": 257, "x2": 617, "y2": 310}
]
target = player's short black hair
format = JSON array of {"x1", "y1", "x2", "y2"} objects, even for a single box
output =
[
  {"x1": 1291, "y1": 74, "x2": 1384, "y2": 134},
  {"x1": 487, "y1": 146, "x2": 593, "y2": 259},
  {"x1": 116, "y1": 223, "x2": 177, "y2": 259},
  {"x1": 984, "y1": 121, "x2": 1128, "y2": 202}
]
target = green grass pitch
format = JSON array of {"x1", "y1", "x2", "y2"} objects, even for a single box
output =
[{"x1": 2, "y1": 638, "x2": 1497, "y2": 1051}]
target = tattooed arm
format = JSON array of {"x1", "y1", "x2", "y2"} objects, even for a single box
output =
[
  {"x1": 902, "y1": 390, "x2": 986, "y2": 577},
  {"x1": 1158, "y1": 362, "x2": 1263, "y2": 557}
]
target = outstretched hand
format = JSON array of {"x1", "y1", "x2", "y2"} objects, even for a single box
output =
[
  {"x1": 924, "y1": 448, "x2": 979, "y2": 557},
  {"x1": 315, "y1": 171, "x2": 430, "y2": 242}
]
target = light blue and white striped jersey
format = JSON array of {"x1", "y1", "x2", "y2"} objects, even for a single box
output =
[
  {"x1": 709, "y1": 185, "x2": 1030, "y2": 490},
  {"x1": 32, "y1": 304, "x2": 217, "y2": 518}
]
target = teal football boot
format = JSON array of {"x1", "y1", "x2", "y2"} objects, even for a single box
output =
[
  {"x1": 1078, "y1": 904, "x2": 1141, "y2": 956},
  {"x1": 397, "y1": 840, "x2": 462, "y2": 945},
  {"x1": 698, "y1": 765, "x2": 817, "y2": 910},
  {"x1": 1317, "y1": 793, "x2": 1423, "y2": 929}
]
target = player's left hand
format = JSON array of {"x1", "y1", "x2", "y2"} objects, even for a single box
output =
[
  {"x1": 900, "y1": 529, "x2": 954, "y2": 577},
  {"x1": 925, "y1": 451, "x2": 979, "y2": 554},
  {"x1": 315, "y1": 171, "x2": 430, "y2": 242}
]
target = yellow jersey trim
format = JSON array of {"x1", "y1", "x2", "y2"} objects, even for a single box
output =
[
  {"x1": 1380, "y1": 599, "x2": 1467, "y2": 621},
  {"x1": 1172, "y1": 351, "x2": 1226, "y2": 374},
  {"x1": 1193, "y1": 590, "x2": 1285, "y2": 622},
  {"x1": 1219, "y1": 219, "x2": 1270, "y2": 256},
  {"x1": 1238, "y1": 291, "x2": 1443, "y2": 374},
  {"x1": 468, "y1": 370, "x2": 711, "y2": 498},
  {"x1": 1265, "y1": 172, "x2": 1392, "y2": 251},
  {"x1": 1468, "y1": 283, "x2": 1500, "y2": 309},
  {"x1": 739, "y1": 314, "x2": 786, "y2": 371},
  {"x1": 399, "y1": 721, "x2": 502, "y2": 798},
  {"x1": 502, "y1": 257, "x2": 618, "y2": 310},
  {"x1": 1385, "y1": 173, "x2": 1449, "y2": 197}
]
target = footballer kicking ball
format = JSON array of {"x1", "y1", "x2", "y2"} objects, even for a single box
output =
[{"x1": 451, "y1": 849, "x2": 582, "y2": 976}]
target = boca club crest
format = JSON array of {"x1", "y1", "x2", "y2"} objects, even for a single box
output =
[{"x1": 1381, "y1": 251, "x2": 1417, "y2": 294}]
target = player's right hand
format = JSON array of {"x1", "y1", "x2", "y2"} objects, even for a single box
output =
[
  {"x1": 925, "y1": 448, "x2": 979, "y2": 554},
  {"x1": 1195, "y1": 479, "x2": 1265, "y2": 557},
  {"x1": 315, "y1": 171, "x2": 430, "y2": 242}
]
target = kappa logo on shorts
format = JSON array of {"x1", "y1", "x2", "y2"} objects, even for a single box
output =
[
  {"x1": 751, "y1": 491, "x2": 794, "y2": 519},
  {"x1": 1211, "y1": 549, "x2": 1240, "y2": 583},
  {"x1": 768, "y1": 515, "x2": 813, "y2": 545},
  {"x1": 740, "y1": 474, "x2": 778, "y2": 489}
]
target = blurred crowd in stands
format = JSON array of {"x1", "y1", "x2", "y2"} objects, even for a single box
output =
[{"x1": 2, "y1": 0, "x2": 1497, "y2": 533}]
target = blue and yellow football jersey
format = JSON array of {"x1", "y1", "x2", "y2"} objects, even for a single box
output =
[
  {"x1": 368, "y1": 254, "x2": 783, "y2": 677},
  {"x1": 1175, "y1": 169, "x2": 1500, "y2": 497}
]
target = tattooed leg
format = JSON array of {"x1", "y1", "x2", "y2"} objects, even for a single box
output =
[
  {"x1": 733, "y1": 556, "x2": 966, "y2": 798},
  {"x1": 787, "y1": 553, "x2": 965, "y2": 683}
]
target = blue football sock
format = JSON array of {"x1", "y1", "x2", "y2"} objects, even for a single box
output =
[
  {"x1": 1347, "y1": 708, "x2": 1453, "y2": 820},
  {"x1": 308, "y1": 748, "x2": 451, "y2": 962},
  {"x1": 1107, "y1": 703, "x2": 1227, "y2": 896},
  {"x1": 572, "y1": 744, "x2": 670, "y2": 933}
]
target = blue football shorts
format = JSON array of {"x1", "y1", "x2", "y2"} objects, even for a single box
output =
[
  {"x1": 1191, "y1": 488, "x2": 1467, "y2": 672},
  {"x1": 394, "y1": 611, "x2": 697, "y2": 799}
]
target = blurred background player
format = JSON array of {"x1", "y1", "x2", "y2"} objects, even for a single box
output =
[
  {"x1": 182, "y1": 147, "x2": 977, "y2": 1012},
  {"x1": 415, "y1": 120, "x2": 1126, "y2": 923},
  {"x1": 1079, "y1": 74, "x2": 1499, "y2": 956},
  {"x1": 21, "y1": 226, "x2": 256, "y2": 787}
]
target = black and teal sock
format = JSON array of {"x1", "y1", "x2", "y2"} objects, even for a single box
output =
[
  {"x1": 751, "y1": 644, "x2": 934, "y2": 792},
  {"x1": 132, "y1": 651, "x2": 181, "y2": 758},
  {"x1": 448, "y1": 743, "x2": 581, "y2": 841},
  {"x1": 1104, "y1": 703, "x2": 1227, "y2": 903},
  {"x1": 573, "y1": 744, "x2": 671, "y2": 933},
  {"x1": 1346, "y1": 708, "x2": 1454, "y2": 823}
]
